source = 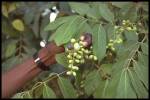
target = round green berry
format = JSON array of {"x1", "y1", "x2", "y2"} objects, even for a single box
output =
[
  {"x1": 68, "y1": 64, "x2": 72, "y2": 68},
  {"x1": 108, "y1": 43, "x2": 113, "y2": 46},
  {"x1": 73, "y1": 52, "x2": 77, "y2": 56},
  {"x1": 76, "y1": 55, "x2": 82, "y2": 59},
  {"x1": 66, "y1": 71, "x2": 72, "y2": 75},
  {"x1": 71, "y1": 38, "x2": 76, "y2": 43},
  {"x1": 89, "y1": 55, "x2": 94, "y2": 59},
  {"x1": 69, "y1": 60, "x2": 73, "y2": 63},
  {"x1": 72, "y1": 66, "x2": 79, "y2": 70},
  {"x1": 74, "y1": 43, "x2": 80, "y2": 50},
  {"x1": 127, "y1": 27, "x2": 132, "y2": 31},
  {"x1": 78, "y1": 50, "x2": 83, "y2": 55},
  {"x1": 75, "y1": 59, "x2": 80, "y2": 63},
  {"x1": 111, "y1": 47, "x2": 115, "y2": 51},
  {"x1": 93, "y1": 56, "x2": 98, "y2": 61},
  {"x1": 67, "y1": 55, "x2": 72, "y2": 59},
  {"x1": 84, "y1": 49, "x2": 89, "y2": 54},
  {"x1": 72, "y1": 71, "x2": 76, "y2": 76}
]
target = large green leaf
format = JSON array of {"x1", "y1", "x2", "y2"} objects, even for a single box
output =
[
  {"x1": 116, "y1": 70, "x2": 136, "y2": 98},
  {"x1": 124, "y1": 31, "x2": 138, "y2": 42},
  {"x1": 138, "y1": 52, "x2": 148, "y2": 67},
  {"x1": 69, "y1": 2, "x2": 90, "y2": 15},
  {"x1": 119, "y1": 3, "x2": 137, "y2": 22},
  {"x1": 52, "y1": 16, "x2": 86, "y2": 46},
  {"x1": 128, "y1": 69, "x2": 148, "y2": 98},
  {"x1": 99, "y1": 3, "x2": 114, "y2": 22},
  {"x1": 117, "y1": 41, "x2": 138, "y2": 59},
  {"x1": 141, "y1": 42, "x2": 148, "y2": 55},
  {"x1": 94, "y1": 61, "x2": 126, "y2": 98},
  {"x1": 100, "y1": 64, "x2": 113, "y2": 75},
  {"x1": 58, "y1": 77, "x2": 77, "y2": 98},
  {"x1": 44, "y1": 15, "x2": 79, "y2": 31},
  {"x1": 123, "y1": 5, "x2": 138, "y2": 22},
  {"x1": 74, "y1": 21, "x2": 92, "y2": 39},
  {"x1": 94, "y1": 78, "x2": 118, "y2": 98},
  {"x1": 84, "y1": 70, "x2": 101, "y2": 95},
  {"x1": 55, "y1": 53, "x2": 68, "y2": 68},
  {"x1": 92, "y1": 24, "x2": 106, "y2": 61},
  {"x1": 86, "y1": 4, "x2": 101, "y2": 20},
  {"x1": 43, "y1": 83, "x2": 56, "y2": 98},
  {"x1": 133, "y1": 61, "x2": 148, "y2": 89},
  {"x1": 105, "y1": 23, "x2": 115, "y2": 40}
]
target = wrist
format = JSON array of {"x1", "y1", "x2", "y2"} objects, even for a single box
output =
[{"x1": 37, "y1": 42, "x2": 65, "y2": 67}]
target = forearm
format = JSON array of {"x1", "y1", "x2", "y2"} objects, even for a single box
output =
[
  {"x1": 2, "y1": 42, "x2": 64, "y2": 98},
  {"x1": 2, "y1": 58, "x2": 42, "y2": 98}
]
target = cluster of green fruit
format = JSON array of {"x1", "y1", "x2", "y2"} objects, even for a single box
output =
[
  {"x1": 114, "y1": 20, "x2": 137, "y2": 34},
  {"x1": 65, "y1": 35, "x2": 97, "y2": 76},
  {"x1": 106, "y1": 38, "x2": 123, "y2": 51},
  {"x1": 107, "y1": 20, "x2": 137, "y2": 51}
]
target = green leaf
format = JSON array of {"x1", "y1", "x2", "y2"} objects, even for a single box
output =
[
  {"x1": 119, "y1": 3, "x2": 137, "y2": 22},
  {"x1": 32, "y1": 83, "x2": 44, "y2": 98},
  {"x1": 69, "y1": 2, "x2": 90, "y2": 15},
  {"x1": 99, "y1": 3, "x2": 114, "y2": 22},
  {"x1": 116, "y1": 70, "x2": 136, "y2": 98},
  {"x1": 2, "y1": 17, "x2": 19, "y2": 37},
  {"x1": 94, "y1": 61, "x2": 124, "y2": 98},
  {"x1": 86, "y1": 4, "x2": 101, "y2": 20},
  {"x1": 5, "y1": 42, "x2": 16, "y2": 58},
  {"x1": 58, "y1": 77, "x2": 77, "y2": 98},
  {"x1": 138, "y1": 52, "x2": 148, "y2": 67},
  {"x1": 124, "y1": 31, "x2": 138, "y2": 41},
  {"x1": 124, "y1": 5, "x2": 138, "y2": 22},
  {"x1": 128, "y1": 69, "x2": 148, "y2": 98},
  {"x1": 92, "y1": 24, "x2": 107, "y2": 61},
  {"x1": 100, "y1": 64, "x2": 113, "y2": 75},
  {"x1": 94, "y1": 78, "x2": 118, "y2": 98},
  {"x1": 84, "y1": 70, "x2": 101, "y2": 95},
  {"x1": 133, "y1": 61, "x2": 148, "y2": 89},
  {"x1": 44, "y1": 15, "x2": 79, "y2": 32},
  {"x1": 105, "y1": 23, "x2": 115, "y2": 40},
  {"x1": 55, "y1": 53, "x2": 68, "y2": 68},
  {"x1": 117, "y1": 41, "x2": 138, "y2": 59},
  {"x1": 43, "y1": 83, "x2": 56, "y2": 98},
  {"x1": 12, "y1": 19, "x2": 24, "y2": 31},
  {"x1": 53, "y1": 16, "x2": 86, "y2": 46},
  {"x1": 74, "y1": 71, "x2": 82, "y2": 89},
  {"x1": 94, "y1": 79, "x2": 109, "y2": 98},
  {"x1": 111, "y1": 2, "x2": 130, "y2": 8},
  {"x1": 71, "y1": 19, "x2": 89, "y2": 39},
  {"x1": 141, "y1": 43, "x2": 148, "y2": 55}
]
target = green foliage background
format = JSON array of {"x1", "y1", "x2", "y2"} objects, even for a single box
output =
[{"x1": 2, "y1": 2, "x2": 149, "y2": 98}]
